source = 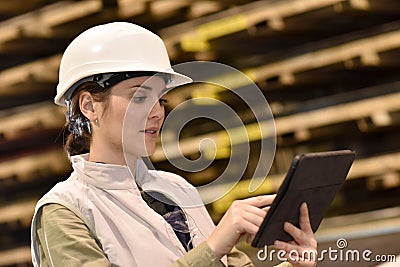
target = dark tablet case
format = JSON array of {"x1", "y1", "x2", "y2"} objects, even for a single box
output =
[{"x1": 251, "y1": 150, "x2": 355, "y2": 248}]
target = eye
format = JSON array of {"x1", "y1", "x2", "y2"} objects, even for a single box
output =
[
  {"x1": 159, "y1": 98, "x2": 168, "y2": 106},
  {"x1": 132, "y1": 96, "x2": 147, "y2": 103}
]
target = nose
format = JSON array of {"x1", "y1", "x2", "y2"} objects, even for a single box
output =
[{"x1": 148, "y1": 98, "x2": 165, "y2": 120}]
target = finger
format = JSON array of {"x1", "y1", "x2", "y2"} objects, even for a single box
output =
[
  {"x1": 274, "y1": 240, "x2": 316, "y2": 260},
  {"x1": 246, "y1": 233, "x2": 253, "y2": 243},
  {"x1": 279, "y1": 249, "x2": 317, "y2": 267},
  {"x1": 262, "y1": 206, "x2": 270, "y2": 213},
  {"x1": 274, "y1": 241, "x2": 303, "y2": 264},
  {"x1": 241, "y1": 209, "x2": 266, "y2": 227},
  {"x1": 241, "y1": 203, "x2": 268, "y2": 218},
  {"x1": 286, "y1": 256, "x2": 317, "y2": 267},
  {"x1": 274, "y1": 240, "x2": 301, "y2": 255},
  {"x1": 241, "y1": 194, "x2": 276, "y2": 207},
  {"x1": 299, "y1": 202, "x2": 313, "y2": 234},
  {"x1": 274, "y1": 240, "x2": 298, "y2": 253},
  {"x1": 283, "y1": 222, "x2": 308, "y2": 245},
  {"x1": 286, "y1": 257, "x2": 301, "y2": 267},
  {"x1": 237, "y1": 216, "x2": 260, "y2": 236},
  {"x1": 286, "y1": 256, "x2": 299, "y2": 266}
]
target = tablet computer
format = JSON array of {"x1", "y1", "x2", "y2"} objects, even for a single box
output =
[{"x1": 251, "y1": 150, "x2": 355, "y2": 248}]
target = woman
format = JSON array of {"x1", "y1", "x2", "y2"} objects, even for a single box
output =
[{"x1": 31, "y1": 22, "x2": 317, "y2": 267}]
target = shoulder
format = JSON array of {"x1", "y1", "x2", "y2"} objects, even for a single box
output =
[
  {"x1": 40, "y1": 203, "x2": 83, "y2": 222},
  {"x1": 40, "y1": 173, "x2": 89, "y2": 203},
  {"x1": 34, "y1": 172, "x2": 92, "y2": 223}
]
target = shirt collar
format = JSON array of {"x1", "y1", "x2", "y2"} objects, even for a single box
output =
[
  {"x1": 70, "y1": 153, "x2": 141, "y2": 190},
  {"x1": 69, "y1": 153, "x2": 202, "y2": 208}
]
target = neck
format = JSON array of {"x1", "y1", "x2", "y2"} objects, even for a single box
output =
[
  {"x1": 89, "y1": 141, "x2": 138, "y2": 169},
  {"x1": 88, "y1": 150, "x2": 127, "y2": 166},
  {"x1": 88, "y1": 149, "x2": 138, "y2": 175}
]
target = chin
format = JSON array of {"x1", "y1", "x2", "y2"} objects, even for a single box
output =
[
  {"x1": 123, "y1": 146, "x2": 152, "y2": 159},
  {"x1": 145, "y1": 147, "x2": 156, "y2": 156}
]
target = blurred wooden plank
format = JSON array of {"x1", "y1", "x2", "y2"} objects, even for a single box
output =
[
  {"x1": 185, "y1": 28, "x2": 400, "y2": 100},
  {"x1": 0, "y1": 1, "x2": 102, "y2": 45},
  {"x1": 0, "y1": 199, "x2": 36, "y2": 226},
  {"x1": 274, "y1": 91, "x2": 400, "y2": 136},
  {"x1": 318, "y1": 215, "x2": 400, "y2": 242},
  {"x1": 0, "y1": 102, "x2": 65, "y2": 139},
  {"x1": 320, "y1": 206, "x2": 400, "y2": 229},
  {"x1": 0, "y1": 55, "x2": 61, "y2": 91},
  {"x1": 0, "y1": 246, "x2": 32, "y2": 266},
  {"x1": 0, "y1": 149, "x2": 70, "y2": 182},
  {"x1": 161, "y1": 0, "x2": 350, "y2": 48},
  {"x1": 116, "y1": 0, "x2": 147, "y2": 18},
  {"x1": 248, "y1": 29, "x2": 400, "y2": 84},
  {"x1": 150, "y1": 0, "x2": 189, "y2": 18}
]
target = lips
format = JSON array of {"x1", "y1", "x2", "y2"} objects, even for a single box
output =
[{"x1": 140, "y1": 127, "x2": 159, "y2": 137}]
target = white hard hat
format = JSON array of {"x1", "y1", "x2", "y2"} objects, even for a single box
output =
[{"x1": 54, "y1": 22, "x2": 192, "y2": 106}]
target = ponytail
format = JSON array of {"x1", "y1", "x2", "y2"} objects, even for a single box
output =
[{"x1": 63, "y1": 82, "x2": 111, "y2": 156}]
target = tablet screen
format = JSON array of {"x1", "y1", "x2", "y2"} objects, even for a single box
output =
[{"x1": 251, "y1": 150, "x2": 355, "y2": 248}]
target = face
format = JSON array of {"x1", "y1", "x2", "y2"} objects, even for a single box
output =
[{"x1": 94, "y1": 76, "x2": 167, "y2": 163}]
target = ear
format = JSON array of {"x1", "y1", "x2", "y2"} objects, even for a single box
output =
[{"x1": 79, "y1": 92, "x2": 97, "y2": 122}]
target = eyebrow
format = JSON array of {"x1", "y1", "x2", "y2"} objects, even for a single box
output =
[
  {"x1": 130, "y1": 85, "x2": 152, "y2": 90},
  {"x1": 131, "y1": 85, "x2": 169, "y2": 95}
]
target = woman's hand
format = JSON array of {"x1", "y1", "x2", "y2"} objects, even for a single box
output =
[
  {"x1": 273, "y1": 203, "x2": 318, "y2": 267},
  {"x1": 206, "y1": 195, "x2": 275, "y2": 259}
]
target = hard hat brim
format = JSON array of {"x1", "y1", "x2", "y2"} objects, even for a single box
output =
[{"x1": 54, "y1": 70, "x2": 192, "y2": 106}]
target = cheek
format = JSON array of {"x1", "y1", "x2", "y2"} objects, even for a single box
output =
[
  {"x1": 122, "y1": 103, "x2": 148, "y2": 145},
  {"x1": 125, "y1": 102, "x2": 155, "y2": 125},
  {"x1": 125, "y1": 106, "x2": 145, "y2": 127},
  {"x1": 102, "y1": 99, "x2": 129, "y2": 140}
]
